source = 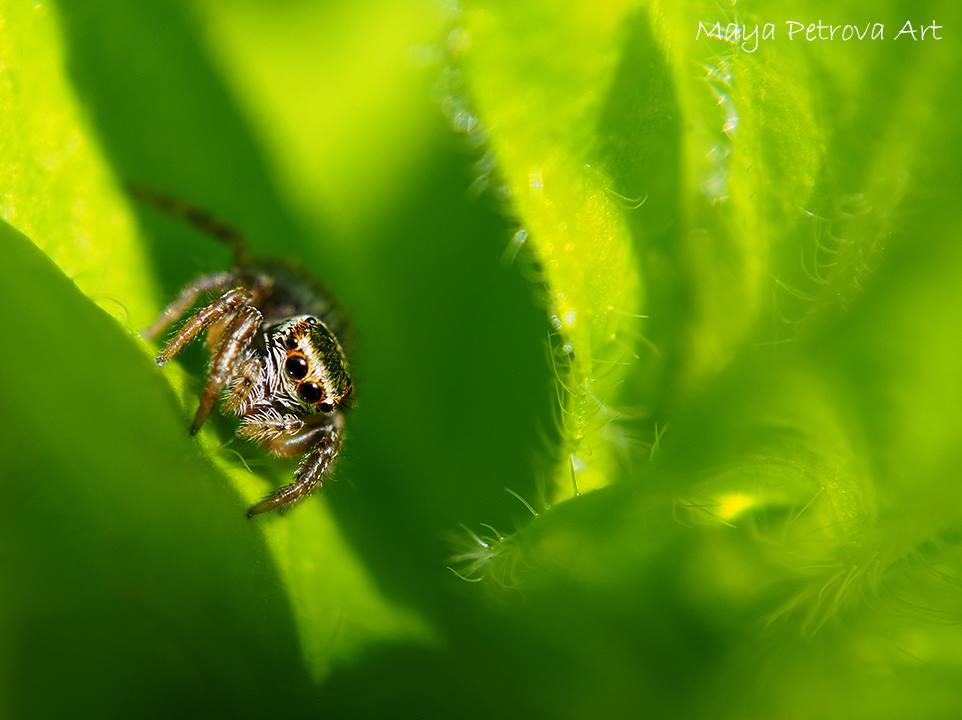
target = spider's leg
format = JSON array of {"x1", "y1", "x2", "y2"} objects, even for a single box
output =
[
  {"x1": 246, "y1": 419, "x2": 343, "y2": 517},
  {"x1": 143, "y1": 271, "x2": 237, "y2": 341},
  {"x1": 191, "y1": 304, "x2": 262, "y2": 435},
  {"x1": 128, "y1": 185, "x2": 252, "y2": 266},
  {"x1": 155, "y1": 287, "x2": 252, "y2": 365}
]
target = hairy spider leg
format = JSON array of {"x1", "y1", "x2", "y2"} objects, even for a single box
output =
[
  {"x1": 155, "y1": 287, "x2": 252, "y2": 365},
  {"x1": 143, "y1": 271, "x2": 237, "y2": 341},
  {"x1": 128, "y1": 184, "x2": 252, "y2": 266},
  {"x1": 191, "y1": 304, "x2": 263, "y2": 435},
  {"x1": 246, "y1": 420, "x2": 343, "y2": 517}
]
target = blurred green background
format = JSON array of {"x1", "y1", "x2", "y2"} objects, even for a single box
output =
[{"x1": 2, "y1": 0, "x2": 962, "y2": 718}]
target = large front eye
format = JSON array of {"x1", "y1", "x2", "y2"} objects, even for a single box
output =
[
  {"x1": 298, "y1": 382, "x2": 322, "y2": 404},
  {"x1": 285, "y1": 355, "x2": 309, "y2": 380}
]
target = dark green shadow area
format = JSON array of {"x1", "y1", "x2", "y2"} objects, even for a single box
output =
[
  {"x1": 306, "y1": 9, "x2": 962, "y2": 714},
  {"x1": 327, "y1": 135, "x2": 551, "y2": 612},
  {"x1": 595, "y1": 9, "x2": 686, "y2": 416},
  {"x1": 764, "y1": 0, "x2": 962, "y2": 341},
  {"x1": 54, "y1": 0, "x2": 321, "y2": 293},
  {"x1": 52, "y1": 0, "x2": 341, "y2": 467},
  {"x1": 0, "y1": 224, "x2": 315, "y2": 719},
  {"x1": 53, "y1": 0, "x2": 550, "y2": 585}
]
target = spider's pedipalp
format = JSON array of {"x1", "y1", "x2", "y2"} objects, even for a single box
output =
[
  {"x1": 253, "y1": 419, "x2": 332, "y2": 458},
  {"x1": 143, "y1": 271, "x2": 237, "y2": 341},
  {"x1": 246, "y1": 420, "x2": 342, "y2": 517},
  {"x1": 156, "y1": 287, "x2": 252, "y2": 365},
  {"x1": 237, "y1": 408, "x2": 304, "y2": 445},
  {"x1": 223, "y1": 356, "x2": 262, "y2": 416},
  {"x1": 191, "y1": 304, "x2": 262, "y2": 435}
]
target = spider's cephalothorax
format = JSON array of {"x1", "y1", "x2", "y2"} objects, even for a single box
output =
[{"x1": 137, "y1": 188, "x2": 353, "y2": 517}]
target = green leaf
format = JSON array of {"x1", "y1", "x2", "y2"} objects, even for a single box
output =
[
  {"x1": 456, "y1": 0, "x2": 962, "y2": 507},
  {"x1": 481, "y1": 177, "x2": 962, "y2": 715},
  {"x1": 193, "y1": 0, "x2": 445, "y2": 237},
  {"x1": 458, "y1": 0, "x2": 648, "y2": 501},
  {"x1": 0, "y1": 3, "x2": 428, "y2": 710},
  {"x1": 443, "y1": 0, "x2": 962, "y2": 716},
  {"x1": 0, "y1": 224, "x2": 309, "y2": 714},
  {"x1": 0, "y1": 0, "x2": 154, "y2": 325}
]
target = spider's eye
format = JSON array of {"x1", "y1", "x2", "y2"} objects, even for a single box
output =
[
  {"x1": 306, "y1": 316, "x2": 318, "y2": 325},
  {"x1": 284, "y1": 334, "x2": 298, "y2": 350},
  {"x1": 298, "y1": 382, "x2": 322, "y2": 404},
  {"x1": 285, "y1": 355, "x2": 309, "y2": 380},
  {"x1": 319, "y1": 402, "x2": 334, "y2": 413}
]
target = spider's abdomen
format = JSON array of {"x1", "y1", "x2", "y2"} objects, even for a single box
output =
[{"x1": 245, "y1": 260, "x2": 349, "y2": 344}]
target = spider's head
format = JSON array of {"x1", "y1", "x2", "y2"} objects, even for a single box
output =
[{"x1": 276, "y1": 315, "x2": 353, "y2": 414}]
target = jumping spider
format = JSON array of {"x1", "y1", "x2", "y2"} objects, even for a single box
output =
[{"x1": 136, "y1": 188, "x2": 353, "y2": 517}]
